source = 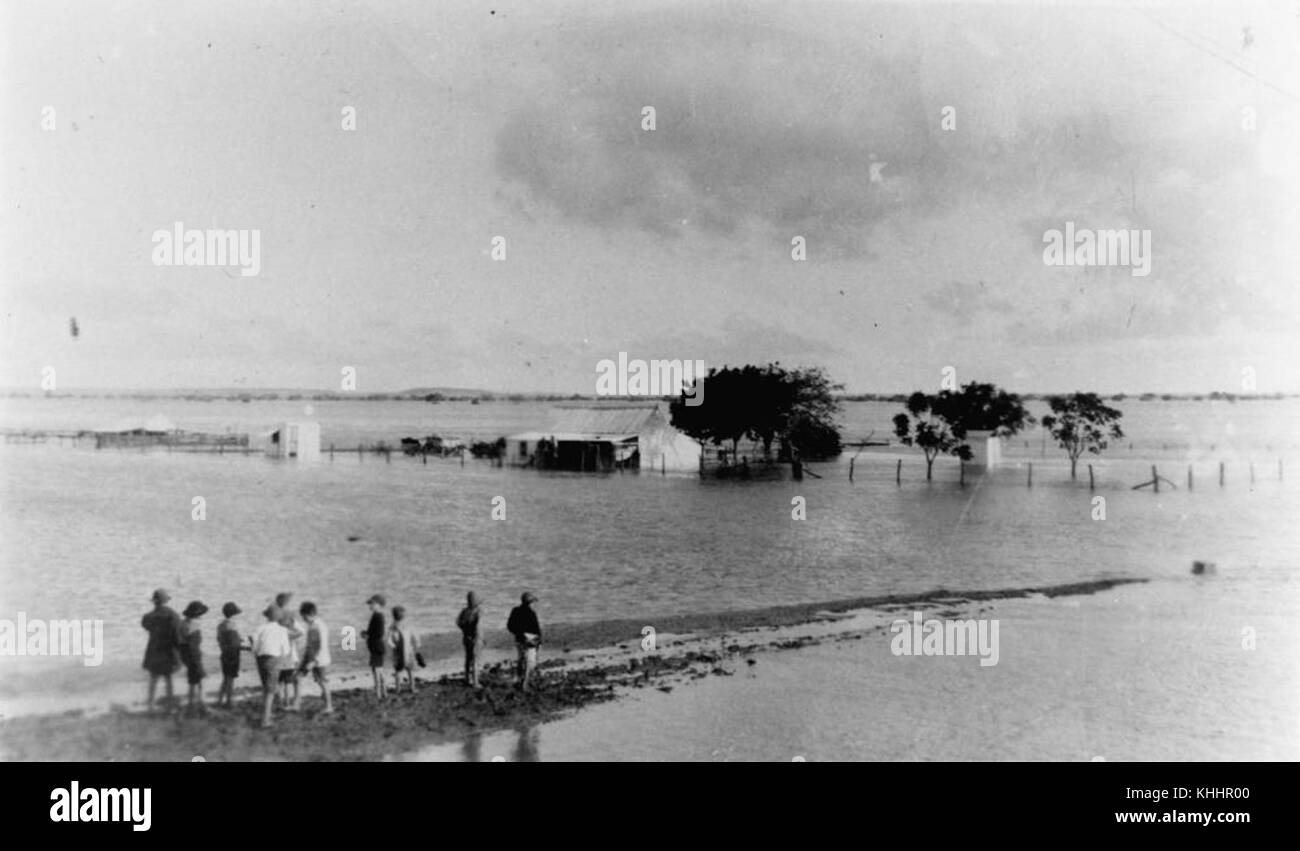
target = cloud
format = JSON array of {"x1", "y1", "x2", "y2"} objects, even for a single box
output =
[
  {"x1": 494, "y1": 7, "x2": 935, "y2": 257},
  {"x1": 923, "y1": 280, "x2": 1015, "y2": 319}
]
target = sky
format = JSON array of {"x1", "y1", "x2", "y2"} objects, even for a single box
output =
[{"x1": 1, "y1": 0, "x2": 1297, "y2": 394}]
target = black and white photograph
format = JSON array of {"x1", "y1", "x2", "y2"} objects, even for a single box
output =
[{"x1": 0, "y1": 0, "x2": 1296, "y2": 811}]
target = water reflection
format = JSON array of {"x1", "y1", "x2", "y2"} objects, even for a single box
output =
[
  {"x1": 442, "y1": 724, "x2": 541, "y2": 762},
  {"x1": 511, "y1": 724, "x2": 541, "y2": 762},
  {"x1": 461, "y1": 731, "x2": 483, "y2": 762}
]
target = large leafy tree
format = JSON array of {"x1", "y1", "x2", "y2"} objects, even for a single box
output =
[
  {"x1": 670, "y1": 363, "x2": 842, "y2": 461},
  {"x1": 893, "y1": 382, "x2": 1031, "y2": 479},
  {"x1": 1040, "y1": 392, "x2": 1124, "y2": 479},
  {"x1": 936, "y1": 382, "x2": 1033, "y2": 437}
]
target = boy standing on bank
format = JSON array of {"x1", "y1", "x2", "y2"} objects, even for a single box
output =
[
  {"x1": 297, "y1": 601, "x2": 334, "y2": 715},
  {"x1": 456, "y1": 591, "x2": 483, "y2": 688},
  {"x1": 360, "y1": 594, "x2": 387, "y2": 699}
]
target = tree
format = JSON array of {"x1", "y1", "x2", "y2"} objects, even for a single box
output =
[
  {"x1": 892, "y1": 382, "x2": 1031, "y2": 480},
  {"x1": 670, "y1": 363, "x2": 843, "y2": 463},
  {"x1": 1040, "y1": 392, "x2": 1124, "y2": 479},
  {"x1": 668, "y1": 365, "x2": 755, "y2": 459},
  {"x1": 892, "y1": 392, "x2": 972, "y2": 480},
  {"x1": 937, "y1": 382, "x2": 1032, "y2": 437}
]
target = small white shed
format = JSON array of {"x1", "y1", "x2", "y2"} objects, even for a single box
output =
[
  {"x1": 266, "y1": 421, "x2": 321, "y2": 461},
  {"x1": 964, "y1": 430, "x2": 1003, "y2": 470}
]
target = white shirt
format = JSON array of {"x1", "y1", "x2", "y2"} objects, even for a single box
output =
[{"x1": 251, "y1": 621, "x2": 291, "y2": 658}]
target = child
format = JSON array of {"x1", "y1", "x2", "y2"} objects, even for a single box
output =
[
  {"x1": 179, "y1": 601, "x2": 210, "y2": 715},
  {"x1": 274, "y1": 592, "x2": 305, "y2": 711},
  {"x1": 456, "y1": 591, "x2": 482, "y2": 688},
  {"x1": 141, "y1": 588, "x2": 182, "y2": 713},
  {"x1": 360, "y1": 594, "x2": 387, "y2": 699},
  {"x1": 251, "y1": 604, "x2": 291, "y2": 728},
  {"x1": 296, "y1": 601, "x2": 334, "y2": 715},
  {"x1": 215, "y1": 602, "x2": 250, "y2": 708},
  {"x1": 386, "y1": 605, "x2": 420, "y2": 693}
]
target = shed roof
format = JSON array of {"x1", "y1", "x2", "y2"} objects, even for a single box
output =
[
  {"x1": 547, "y1": 403, "x2": 664, "y2": 435},
  {"x1": 506, "y1": 431, "x2": 638, "y2": 443}
]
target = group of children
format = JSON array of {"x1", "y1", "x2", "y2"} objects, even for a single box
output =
[
  {"x1": 141, "y1": 586, "x2": 543, "y2": 728},
  {"x1": 142, "y1": 588, "x2": 334, "y2": 727}
]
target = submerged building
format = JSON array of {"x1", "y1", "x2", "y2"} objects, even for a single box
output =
[
  {"x1": 263, "y1": 421, "x2": 321, "y2": 461},
  {"x1": 505, "y1": 402, "x2": 701, "y2": 473}
]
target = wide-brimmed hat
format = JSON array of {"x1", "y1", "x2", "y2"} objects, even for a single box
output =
[
  {"x1": 151, "y1": 588, "x2": 170, "y2": 604},
  {"x1": 262, "y1": 604, "x2": 279, "y2": 619},
  {"x1": 521, "y1": 591, "x2": 538, "y2": 604},
  {"x1": 366, "y1": 594, "x2": 386, "y2": 606},
  {"x1": 182, "y1": 601, "x2": 209, "y2": 618},
  {"x1": 221, "y1": 602, "x2": 241, "y2": 618}
]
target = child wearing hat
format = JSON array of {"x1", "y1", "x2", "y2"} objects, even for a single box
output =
[
  {"x1": 179, "y1": 601, "x2": 210, "y2": 715},
  {"x1": 215, "y1": 602, "x2": 250, "y2": 709},
  {"x1": 141, "y1": 588, "x2": 183, "y2": 713},
  {"x1": 360, "y1": 594, "x2": 387, "y2": 699},
  {"x1": 386, "y1": 605, "x2": 420, "y2": 694}
]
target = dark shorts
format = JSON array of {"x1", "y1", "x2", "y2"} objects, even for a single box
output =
[
  {"x1": 221, "y1": 657, "x2": 240, "y2": 679},
  {"x1": 310, "y1": 665, "x2": 330, "y2": 684},
  {"x1": 256, "y1": 655, "x2": 280, "y2": 689},
  {"x1": 368, "y1": 651, "x2": 384, "y2": 668},
  {"x1": 393, "y1": 657, "x2": 407, "y2": 672},
  {"x1": 278, "y1": 668, "x2": 298, "y2": 684},
  {"x1": 185, "y1": 663, "x2": 205, "y2": 685}
]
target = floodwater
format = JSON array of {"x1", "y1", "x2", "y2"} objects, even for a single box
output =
[
  {"x1": 1, "y1": 396, "x2": 1297, "y2": 755},
  {"x1": 403, "y1": 578, "x2": 1300, "y2": 761}
]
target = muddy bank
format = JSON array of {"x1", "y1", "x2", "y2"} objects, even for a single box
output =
[
  {"x1": 424, "y1": 577, "x2": 1150, "y2": 655},
  {"x1": 0, "y1": 652, "x2": 738, "y2": 762},
  {"x1": 0, "y1": 577, "x2": 1145, "y2": 761}
]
